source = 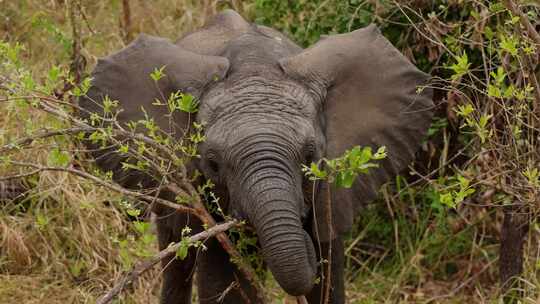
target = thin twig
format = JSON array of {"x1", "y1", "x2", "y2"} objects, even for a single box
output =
[
  {"x1": 323, "y1": 185, "x2": 333, "y2": 304},
  {"x1": 503, "y1": 0, "x2": 540, "y2": 46},
  {"x1": 96, "y1": 220, "x2": 239, "y2": 304},
  {"x1": 0, "y1": 127, "x2": 92, "y2": 152},
  {"x1": 7, "y1": 161, "x2": 195, "y2": 214}
]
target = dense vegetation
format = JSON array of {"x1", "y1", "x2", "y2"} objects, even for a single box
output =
[{"x1": 1, "y1": 1, "x2": 538, "y2": 303}]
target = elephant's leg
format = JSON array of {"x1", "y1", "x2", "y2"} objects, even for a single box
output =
[
  {"x1": 155, "y1": 210, "x2": 202, "y2": 304},
  {"x1": 306, "y1": 236, "x2": 345, "y2": 304},
  {"x1": 197, "y1": 236, "x2": 258, "y2": 304}
]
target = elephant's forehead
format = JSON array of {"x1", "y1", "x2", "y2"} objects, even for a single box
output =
[
  {"x1": 199, "y1": 75, "x2": 319, "y2": 126},
  {"x1": 198, "y1": 78, "x2": 317, "y2": 148},
  {"x1": 206, "y1": 116, "x2": 315, "y2": 152}
]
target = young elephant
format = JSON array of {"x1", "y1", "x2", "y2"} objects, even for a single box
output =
[{"x1": 79, "y1": 10, "x2": 433, "y2": 304}]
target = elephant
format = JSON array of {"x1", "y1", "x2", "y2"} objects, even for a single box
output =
[{"x1": 79, "y1": 10, "x2": 433, "y2": 304}]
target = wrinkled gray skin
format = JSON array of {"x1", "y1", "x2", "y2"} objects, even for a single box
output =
[{"x1": 80, "y1": 10, "x2": 433, "y2": 304}]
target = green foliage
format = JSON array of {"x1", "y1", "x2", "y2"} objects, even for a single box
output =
[
  {"x1": 252, "y1": 0, "x2": 376, "y2": 47},
  {"x1": 47, "y1": 147, "x2": 71, "y2": 167},
  {"x1": 303, "y1": 146, "x2": 386, "y2": 188},
  {"x1": 432, "y1": 174, "x2": 476, "y2": 210},
  {"x1": 229, "y1": 225, "x2": 267, "y2": 280},
  {"x1": 150, "y1": 66, "x2": 166, "y2": 82},
  {"x1": 449, "y1": 52, "x2": 470, "y2": 81},
  {"x1": 166, "y1": 91, "x2": 198, "y2": 114},
  {"x1": 175, "y1": 226, "x2": 205, "y2": 260}
]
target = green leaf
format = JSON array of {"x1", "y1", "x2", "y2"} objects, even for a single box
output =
[
  {"x1": 484, "y1": 26, "x2": 494, "y2": 40},
  {"x1": 490, "y1": 66, "x2": 506, "y2": 85},
  {"x1": 499, "y1": 34, "x2": 519, "y2": 56},
  {"x1": 117, "y1": 144, "x2": 129, "y2": 154},
  {"x1": 178, "y1": 93, "x2": 198, "y2": 113},
  {"x1": 48, "y1": 65, "x2": 61, "y2": 83},
  {"x1": 150, "y1": 66, "x2": 166, "y2": 82},
  {"x1": 133, "y1": 221, "x2": 150, "y2": 234},
  {"x1": 309, "y1": 162, "x2": 327, "y2": 179},
  {"x1": 439, "y1": 192, "x2": 455, "y2": 208},
  {"x1": 47, "y1": 147, "x2": 70, "y2": 167},
  {"x1": 487, "y1": 84, "x2": 502, "y2": 98},
  {"x1": 71, "y1": 77, "x2": 93, "y2": 97},
  {"x1": 335, "y1": 170, "x2": 356, "y2": 188},
  {"x1": 126, "y1": 208, "x2": 141, "y2": 217},
  {"x1": 478, "y1": 114, "x2": 492, "y2": 128},
  {"x1": 373, "y1": 146, "x2": 387, "y2": 160},
  {"x1": 449, "y1": 52, "x2": 470, "y2": 80},
  {"x1": 176, "y1": 238, "x2": 190, "y2": 260},
  {"x1": 355, "y1": 147, "x2": 373, "y2": 167},
  {"x1": 455, "y1": 104, "x2": 474, "y2": 117}
]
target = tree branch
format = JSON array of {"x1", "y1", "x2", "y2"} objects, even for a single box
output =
[
  {"x1": 323, "y1": 185, "x2": 333, "y2": 304},
  {"x1": 96, "y1": 220, "x2": 239, "y2": 304},
  {"x1": 0, "y1": 127, "x2": 92, "y2": 153},
  {"x1": 121, "y1": 0, "x2": 133, "y2": 43},
  {"x1": 6, "y1": 161, "x2": 196, "y2": 215}
]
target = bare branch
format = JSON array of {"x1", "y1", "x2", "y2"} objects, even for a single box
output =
[
  {"x1": 96, "y1": 220, "x2": 239, "y2": 304},
  {"x1": 0, "y1": 127, "x2": 92, "y2": 153},
  {"x1": 7, "y1": 161, "x2": 196, "y2": 215},
  {"x1": 323, "y1": 185, "x2": 333, "y2": 304}
]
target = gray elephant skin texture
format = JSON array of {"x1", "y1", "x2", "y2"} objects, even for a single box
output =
[{"x1": 79, "y1": 9, "x2": 434, "y2": 304}]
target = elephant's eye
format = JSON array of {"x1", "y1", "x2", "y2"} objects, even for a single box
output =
[
  {"x1": 208, "y1": 159, "x2": 219, "y2": 173},
  {"x1": 304, "y1": 142, "x2": 316, "y2": 164},
  {"x1": 205, "y1": 149, "x2": 220, "y2": 174}
]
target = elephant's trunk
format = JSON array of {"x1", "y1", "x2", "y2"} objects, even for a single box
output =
[{"x1": 236, "y1": 153, "x2": 317, "y2": 296}]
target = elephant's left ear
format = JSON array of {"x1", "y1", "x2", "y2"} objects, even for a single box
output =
[
  {"x1": 79, "y1": 34, "x2": 229, "y2": 188},
  {"x1": 280, "y1": 25, "x2": 434, "y2": 240},
  {"x1": 81, "y1": 34, "x2": 229, "y2": 133}
]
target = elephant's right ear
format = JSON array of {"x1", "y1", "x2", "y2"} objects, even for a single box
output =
[
  {"x1": 280, "y1": 25, "x2": 433, "y2": 240},
  {"x1": 79, "y1": 34, "x2": 229, "y2": 188},
  {"x1": 80, "y1": 33, "x2": 229, "y2": 134}
]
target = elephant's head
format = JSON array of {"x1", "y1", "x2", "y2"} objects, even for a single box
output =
[{"x1": 79, "y1": 10, "x2": 433, "y2": 296}]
